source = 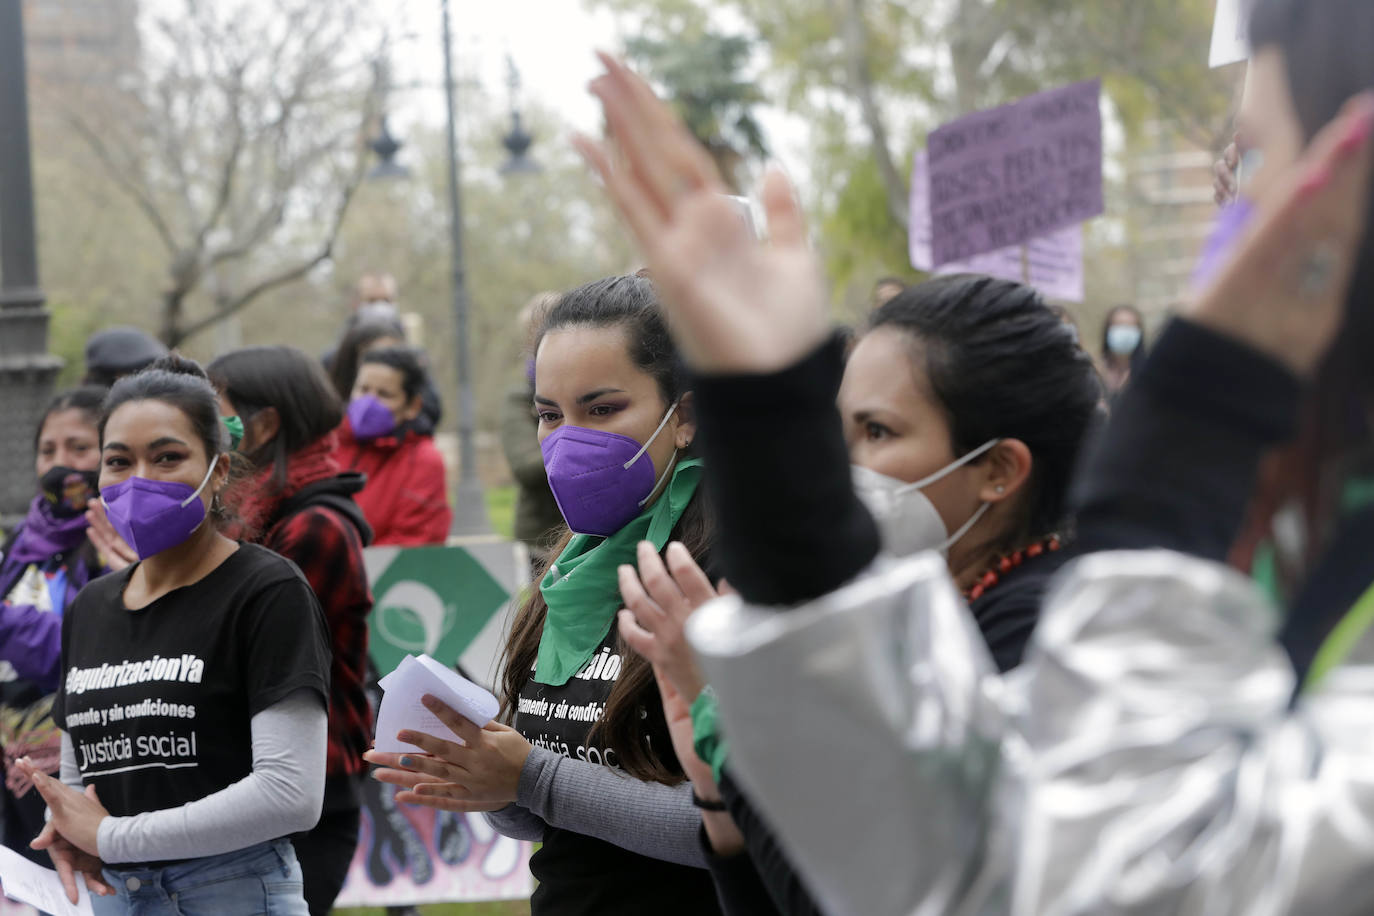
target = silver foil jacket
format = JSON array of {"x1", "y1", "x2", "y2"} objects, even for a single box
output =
[{"x1": 686, "y1": 550, "x2": 1374, "y2": 915}]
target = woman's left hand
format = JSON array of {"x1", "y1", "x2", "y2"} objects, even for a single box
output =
[
  {"x1": 362, "y1": 696, "x2": 532, "y2": 813},
  {"x1": 618, "y1": 540, "x2": 726, "y2": 704},
  {"x1": 17, "y1": 758, "x2": 107, "y2": 858}
]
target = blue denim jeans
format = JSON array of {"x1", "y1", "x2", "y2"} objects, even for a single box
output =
[{"x1": 92, "y1": 839, "x2": 308, "y2": 915}]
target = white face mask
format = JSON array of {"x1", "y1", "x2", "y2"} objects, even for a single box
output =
[{"x1": 851, "y1": 439, "x2": 999, "y2": 557}]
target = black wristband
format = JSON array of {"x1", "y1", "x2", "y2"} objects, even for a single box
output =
[{"x1": 692, "y1": 791, "x2": 728, "y2": 812}]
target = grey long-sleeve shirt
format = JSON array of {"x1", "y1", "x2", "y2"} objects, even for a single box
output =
[{"x1": 484, "y1": 746, "x2": 707, "y2": 868}]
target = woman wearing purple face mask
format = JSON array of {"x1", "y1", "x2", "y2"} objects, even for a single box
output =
[
  {"x1": 19, "y1": 354, "x2": 333, "y2": 914},
  {"x1": 336, "y1": 346, "x2": 452, "y2": 546},
  {"x1": 0, "y1": 387, "x2": 111, "y2": 874},
  {"x1": 365, "y1": 275, "x2": 725, "y2": 916}
]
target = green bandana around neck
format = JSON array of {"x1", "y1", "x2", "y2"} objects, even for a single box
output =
[{"x1": 533, "y1": 456, "x2": 703, "y2": 686}]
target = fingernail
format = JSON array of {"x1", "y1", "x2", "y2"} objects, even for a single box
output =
[
  {"x1": 1340, "y1": 106, "x2": 1374, "y2": 154},
  {"x1": 399, "y1": 756, "x2": 415, "y2": 768}
]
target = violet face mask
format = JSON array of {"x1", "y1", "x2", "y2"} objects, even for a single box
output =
[
  {"x1": 348, "y1": 394, "x2": 398, "y2": 440},
  {"x1": 100, "y1": 460, "x2": 217, "y2": 559},
  {"x1": 540, "y1": 401, "x2": 679, "y2": 537}
]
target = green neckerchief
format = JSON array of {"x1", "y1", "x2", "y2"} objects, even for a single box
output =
[
  {"x1": 1305, "y1": 580, "x2": 1374, "y2": 691},
  {"x1": 690, "y1": 686, "x2": 729, "y2": 783},
  {"x1": 1257, "y1": 476, "x2": 1374, "y2": 692},
  {"x1": 534, "y1": 457, "x2": 702, "y2": 687}
]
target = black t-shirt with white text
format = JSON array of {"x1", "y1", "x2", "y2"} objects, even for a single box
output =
[
  {"x1": 514, "y1": 626, "x2": 721, "y2": 916},
  {"x1": 52, "y1": 543, "x2": 330, "y2": 849}
]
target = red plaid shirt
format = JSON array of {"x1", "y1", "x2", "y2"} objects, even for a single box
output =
[{"x1": 263, "y1": 505, "x2": 373, "y2": 781}]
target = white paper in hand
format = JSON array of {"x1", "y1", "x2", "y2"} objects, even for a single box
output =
[
  {"x1": 0, "y1": 844, "x2": 94, "y2": 916},
  {"x1": 374, "y1": 654, "x2": 501, "y2": 753}
]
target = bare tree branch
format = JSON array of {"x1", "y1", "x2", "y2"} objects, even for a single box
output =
[
  {"x1": 840, "y1": 0, "x2": 910, "y2": 228},
  {"x1": 173, "y1": 169, "x2": 363, "y2": 344},
  {"x1": 60, "y1": 111, "x2": 180, "y2": 257}
]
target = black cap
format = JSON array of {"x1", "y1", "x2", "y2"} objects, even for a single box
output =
[{"x1": 84, "y1": 326, "x2": 168, "y2": 377}]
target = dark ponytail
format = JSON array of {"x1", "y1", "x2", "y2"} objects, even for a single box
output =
[{"x1": 870, "y1": 274, "x2": 1101, "y2": 543}]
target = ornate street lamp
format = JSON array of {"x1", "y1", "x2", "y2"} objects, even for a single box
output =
[{"x1": 366, "y1": 27, "x2": 540, "y2": 539}]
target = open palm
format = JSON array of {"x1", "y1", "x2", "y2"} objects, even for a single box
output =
[{"x1": 577, "y1": 53, "x2": 829, "y2": 375}]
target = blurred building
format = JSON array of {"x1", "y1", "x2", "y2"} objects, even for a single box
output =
[
  {"x1": 23, "y1": 0, "x2": 140, "y2": 92},
  {"x1": 1125, "y1": 119, "x2": 1217, "y2": 317}
]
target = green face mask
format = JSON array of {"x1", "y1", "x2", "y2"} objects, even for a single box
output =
[{"x1": 221, "y1": 415, "x2": 245, "y2": 452}]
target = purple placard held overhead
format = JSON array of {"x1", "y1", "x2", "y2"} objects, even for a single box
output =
[
  {"x1": 910, "y1": 151, "x2": 1085, "y2": 302},
  {"x1": 927, "y1": 79, "x2": 1103, "y2": 266}
]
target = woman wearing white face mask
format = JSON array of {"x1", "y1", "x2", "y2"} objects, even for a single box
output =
[
  {"x1": 1098, "y1": 304, "x2": 1147, "y2": 400},
  {"x1": 840, "y1": 279, "x2": 1100, "y2": 658}
]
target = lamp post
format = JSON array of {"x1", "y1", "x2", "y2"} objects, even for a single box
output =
[
  {"x1": 0, "y1": 0, "x2": 63, "y2": 526},
  {"x1": 437, "y1": 0, "x2": 489, "y2": 537},
  {"x1": 369, "y1": 11, "x2": 540, "y2": 538}
]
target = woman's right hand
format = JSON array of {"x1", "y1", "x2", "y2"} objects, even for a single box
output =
[
  {"x1": 576, "y1": 53, "x2": 829, "y2": 375},
  {"x1": 31, "y1": 817, "x2": 114, "y2": 904},
  {"x1": 85, "y1": 501, "x2": 136, "y2": 571},
  {"x1": 1190, "y1": 93, "x2": 1374, "y2": 376}
]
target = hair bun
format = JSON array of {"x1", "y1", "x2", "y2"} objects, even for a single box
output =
[{"x1": 146, "y1": 352, "x2": 210, "y2": 382}]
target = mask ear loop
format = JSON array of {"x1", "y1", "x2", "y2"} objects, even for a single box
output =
[
  {"x1": 624, "y1": 400, "x2": 682, "y2": 470},
  {"x1": 897, "y1": 438, "x2": 1001, "y2": 495},
  {"x1": 626, "y1": 400, "x2": 684, "y2": 509},
  {"x1": 180, "y1": 457, "x2": 221, "y2": 509},
  {"x1": 941, "y1": 501, "x2": 992, "y2": 552}
]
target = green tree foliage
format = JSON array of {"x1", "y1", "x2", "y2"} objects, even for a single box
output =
[
  {"x1": 590, "y1": 0, "x2": 1236, "y2": 310},
  {"x1": 625, "y1": 31, "x2": 769, "y2": 189}
]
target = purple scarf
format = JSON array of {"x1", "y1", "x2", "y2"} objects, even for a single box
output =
[{"x1": 7, "y1": 495, "x2": 90, "y2": 567}]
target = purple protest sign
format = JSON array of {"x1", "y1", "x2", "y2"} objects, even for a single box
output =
[
  {"x1": 927, "y1": 80, "x2": 1102, "y2": 266},
  {"x1": 910, "y1": 152, "x2": 1085, "y2": 302}
]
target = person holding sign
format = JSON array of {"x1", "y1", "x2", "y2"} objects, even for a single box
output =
[
  {"x1": 366, "y1": 276, "x2": 727, "y2": 916},
  {"x1": 20, "y1": 355, "x2": 333, "y2": 914}
]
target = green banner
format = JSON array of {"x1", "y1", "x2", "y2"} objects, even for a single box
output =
[{"x1": 363, "y1": 544, "x2": 513, "y2": 677}]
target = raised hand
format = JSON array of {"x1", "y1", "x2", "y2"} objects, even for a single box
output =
[
  {"x1": 576, "y1": 52, "x2": 830, "y2": 375},
  {"x1": 617, "y1": 540, "x2": 726, "y2": 704},
  {"x1": 1190, "y1": 93, "x2": 1374, "y2": 376}
]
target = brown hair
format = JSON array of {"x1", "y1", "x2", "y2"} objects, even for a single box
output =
[
  {"x1": 1231, "y1": 0, "x2": 1374, "y2": 582},
  {"x1": 498, "y1": 275, "x2": 713, "y2": 785}
]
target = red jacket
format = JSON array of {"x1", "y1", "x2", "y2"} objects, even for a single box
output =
[{"x1": 337, "y1": 420, "x2": 452, "y2": 546}]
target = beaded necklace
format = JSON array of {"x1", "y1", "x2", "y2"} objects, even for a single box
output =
[{"x1": 964, "y1": 534, "x2": 1063, "y2": 602}]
